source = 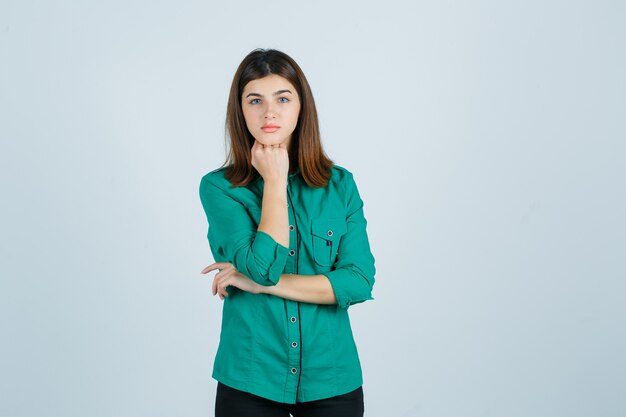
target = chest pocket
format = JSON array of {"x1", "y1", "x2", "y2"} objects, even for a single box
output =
[{"x1": 311, "y1": 217, "x2": 348, "y2": 266}]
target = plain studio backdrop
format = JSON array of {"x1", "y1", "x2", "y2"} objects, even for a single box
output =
[{"x1": 1, "y1": 1, "x2": 624, "y2": 416}]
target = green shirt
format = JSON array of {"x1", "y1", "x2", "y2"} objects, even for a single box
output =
[{"x1": 198, "y1": 164, "x2": 376, "y2": 404}]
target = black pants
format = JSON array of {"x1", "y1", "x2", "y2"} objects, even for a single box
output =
[{"x1": 215, "y1": 381, "x2": 365, "y2": 417}]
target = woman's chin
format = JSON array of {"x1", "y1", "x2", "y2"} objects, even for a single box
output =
[{"x1": 256, "y1": 138, "x2": 286, "y2": 146}]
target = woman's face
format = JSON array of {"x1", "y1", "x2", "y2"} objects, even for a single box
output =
[{"x1": 241, "y1": 74, "x2": 301, "y2": 151}]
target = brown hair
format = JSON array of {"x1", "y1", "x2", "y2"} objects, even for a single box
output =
[{"x1": 219, "y1": 48, "x2": 334, "y2": 188}]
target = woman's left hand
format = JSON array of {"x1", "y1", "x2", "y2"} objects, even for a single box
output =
[{"x1": 200, "y1": 262, "x2": 263, "y2": 300}]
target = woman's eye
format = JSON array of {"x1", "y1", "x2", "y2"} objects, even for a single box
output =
[
  {"x1": 278, "y1": 97, "x2": 289, "y2": 103},
  {"x1": 250, "y1": 98, "x2": 261, "y2": 105}
]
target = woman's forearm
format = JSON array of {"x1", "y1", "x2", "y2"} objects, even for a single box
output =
[
  {"x1": 260, "y1": 273, "x2": 337, "y2": 305},
  {"x1": 257, "y1": 179, "x2": 289, "y2": 248}
]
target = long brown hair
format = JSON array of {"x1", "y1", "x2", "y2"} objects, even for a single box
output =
[{"x1": 219, "y1": 48, "x2": 334, "y2": 188}]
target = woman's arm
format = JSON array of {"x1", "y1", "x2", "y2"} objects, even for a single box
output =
[
  {"x1": 258, "y1": 273, "x2": 337, "y2": 305},
  {"x1": 253, "y1": 140, "x2": 290, "y2": 248},
  {"x1": 258, "y1": 178, "x2": 289, "y2": 248},
  {"x1": 201, "y1": 262, "x2": 337, "y2": 305}
]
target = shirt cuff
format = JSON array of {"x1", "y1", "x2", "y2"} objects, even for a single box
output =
[
  {"x1": 322, "y1": 268, "x2": 375, "y2": 310},
  {"x1": 251, "y1": 230, "x2": 290, "y2": 285}
]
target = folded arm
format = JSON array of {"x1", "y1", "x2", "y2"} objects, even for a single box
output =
[
  {"x1": 199, "y1": 175, "x2": 289, "y2": 286},
  {"x1": 261, "y1": 171, "x2": 376, "y2": 310},
  {"x1": 259, "y1": 273, "x2": 337, "y2": 305}
]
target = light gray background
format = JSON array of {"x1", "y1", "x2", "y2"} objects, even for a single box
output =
[{"x1": 1, "y1": 1, "x2": 625, "y2": 416}]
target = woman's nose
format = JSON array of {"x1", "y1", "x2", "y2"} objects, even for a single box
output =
[{"x1": 264, "y1": 104, "x2": 276, "y2": 118}]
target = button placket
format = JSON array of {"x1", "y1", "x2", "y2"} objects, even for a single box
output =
[{"x1": 286, "y1": 179, "x2": 302, "y2": 395}]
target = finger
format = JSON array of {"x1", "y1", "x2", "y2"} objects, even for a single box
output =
[
  {"x1": 212, "y1": 266, "x2": 235, "y2": 296},
  {"x1": 201, "y1": 263, "x2": 218, "y2": 273},
  {"x1": 218, "y1": 285, "x2": 228, "y2": 299},
  {"x1": 216, "y1": 274, "x2": 226, "y2": 297},
  {"x1": 218, "y1": 267, "x2": 235, "y2": 279},
  {"x1": 213, "y1": 269, "x2": 231, "y2": 295},
  {"x1": 201, "y1": 262, "x2": 235, "y2": 274},
  {"x1": 217, "y1": 276, "x2": 231, "y2": 298},
  {"x1": 219, "y1": 278, "x2": 230, "y2": 298},
  {"x1": 214, "y1": 268, "x2": 233, "y2": 287},
  {"x1": 201, "y1": 262, "x2": 231, "y2": 274}
]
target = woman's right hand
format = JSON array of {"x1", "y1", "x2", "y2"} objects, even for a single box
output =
[{"x1": 250, "y1": 140, "x2": 289, "y2": 183}]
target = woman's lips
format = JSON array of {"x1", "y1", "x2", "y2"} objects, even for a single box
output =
[{"x1": 261, "y1": 126, "x2": 280, "y2": 133}]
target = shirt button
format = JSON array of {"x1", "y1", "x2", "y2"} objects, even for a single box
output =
[
  {"x1": 289, "y1": 249, "x2": 295, "y2": 256},
  {"x1": 291, "y1": 341, "x2": 298, "y2": 348},
  {"x1": 289, "y1": 225, "x2": 295, "y2": 231},
  {"x1": 327, "y1": 230, "x2": 333, "y2": 237},
  {"x1": 291, "y1": 367, "x2": 298, "y2": 374},
  {"x1": 290, "y1": 316, "x2": 297, "y2": 323}
]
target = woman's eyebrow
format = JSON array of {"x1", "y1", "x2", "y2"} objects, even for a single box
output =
[{"x1": 245, "y1": 89, "x2": 293, "y2": 98}]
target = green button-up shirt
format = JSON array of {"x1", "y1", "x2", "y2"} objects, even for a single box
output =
[{"x1": 198, "y1": 164, "x2": 376, "y2": 404}]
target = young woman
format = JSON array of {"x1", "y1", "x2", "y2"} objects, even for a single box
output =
[{"x1": 199, "y1": 48, "x2": 376, "y2": 417}]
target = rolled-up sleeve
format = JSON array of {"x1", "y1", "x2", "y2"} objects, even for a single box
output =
[
  {"x1": 322, "y1": 172, "x2": 376, "y2": 310},
  {"x1": 199, "y1": 174, "x2": 289, "y2": 286}
]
